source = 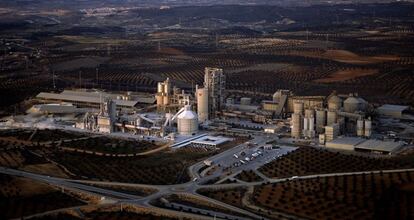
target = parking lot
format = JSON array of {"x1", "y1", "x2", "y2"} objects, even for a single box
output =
[
  {"x1": 199, "y1": 138, "x2": 298, "y2": 180},
  {"x1": 219, "y1": 144, "x2": 297, "y2": 172}
]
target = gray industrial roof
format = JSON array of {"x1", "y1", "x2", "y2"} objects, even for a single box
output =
[
  {"x1": 355, "y1": 140, "x2": 403, "y2": 153},
  {"x1": 377, "y1": 104, "x2": 409, "y2": 112},
  {"x1": 327, "y1": 137, "x2": 366, "y2": 146},
  {"x1": 191, "y1": 136, "x2": 231, "y2": 146},
  {"x1": 36, "y1": 92, "x2": 139, "y2": 107},
  {"x1": 61, "y1": 90, "x2": 155, "y2": 104}
]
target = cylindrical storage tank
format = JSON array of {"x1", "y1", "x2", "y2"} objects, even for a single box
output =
[
  {"x1": 291, "y1": 113, "x2": 302, "y2": 138},
  {"x1": 163, "y1": 96, "x2": 169, "y2": 105},
  {"x1": 303, "y1": 117, "x2": 309, "y2": 131},
  {"x1": 357, "y1": 119, "x2": 364, "y2": 136},
  {"x1": 328, "y1": 95, "x2": 342, "y2": 111},
  {"x1": 164, "y1": 78, "x2": 171, "y2": 94},
  {"x1": 196, "y1": 88, "x2": 209, "y2": 122},
  {"x1": 316, "y1": 109, "x2": 326, "y2": 133},
  {"x1": 344, "y1": 96, "x2": 360, "y2": 113},
  {"x1": 305, "y1": 109, "x2": 315, "y2": 118},
  {"x1": 309, "y1": 117, "x2": 315, "y2": 131},
  {"x1": 226, "y1": 97, "x2": 234, "y2": 105},
  {"x1": 293, "y1": 102, "x2": 304, "y2": 115},
  {"x1": 327, "y1": 110, "x2": 337, "y2": 126},
  {"x1": 240, "y1": 97, "x2": 252, "y2": 106},
  {"x1": 364, "y1": 120, "x2": 372, "y2": 137},
  {"x1": 273, "y1": 91, "x2": 282, "y2": 102},
  {"x1": 177, "y1": 105, "x2": 198, "y2": 135},
  {"x1": 157, "y1": 83, "x2": 163, "y2": 93},
  {"x1": 156, "y1": 95, "x2": 164, "y2": 106}
]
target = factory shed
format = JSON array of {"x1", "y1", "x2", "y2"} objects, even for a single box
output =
[
  {"x1": 36, "y1": 92, "x2": 140, "y2": 109},
  {"x1": 325, "y1": 137, "x2": 366, "y2": 151},
  {"x1": 377, "y1": 104, "x2": 410, "y2": 118},
  {"x1": 355, "y1": 140, "x2": 403, "y2": 155}
]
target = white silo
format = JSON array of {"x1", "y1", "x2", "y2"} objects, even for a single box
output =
[
  {"x1": 308, "y1": 116, "x2": 315, "y2": 138},
  {"x1": 327, "y1": 110, "x2": 337, "y2": 126},
  {"x1": 328, "y1": 95, "x2": 342, "y2": 111},
  {"x1": 293, "y1": 102, "x2": 304, "y2": 115},
  {"x1": 273, "y1": 90, "x2": 282, "y2": 102},
  {"x1": 196, "y1": 88, "x2": 209, "y2": 122},
  {"x1": 177, "y1": 105, "x2": 198, "y2": 136},
  {"x1": 303, "y1": 117, "x2": 309, "y2": 131},
  {"x1": 357, "y1": 119, "x2": 364, "y2": 136},
  {"x1": 164, "y1": 78, "x2": 171, "y2": 94},
  {"x1": 316, "y1": 109, "x2": 326, "y2": 133},
  {"x1": 364, "y1": 119, "x2": 372, "y2": 137},
  {"x1": 157, "y1": 83, "x2": 164, "y2": 93},
  {"x1": 291, "y1": 113, "x2": 302, "y2": 138},
  {"x1": 309, "y1": 117, "x2": 315, "y2": 131}
]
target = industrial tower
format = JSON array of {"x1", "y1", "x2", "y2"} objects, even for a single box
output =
[{"x1": 203, "y1": 67, "x2": 225, "y2": 119}]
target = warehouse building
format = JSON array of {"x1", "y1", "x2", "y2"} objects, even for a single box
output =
[
  {"x1": 36, "y1": 90, "x2": 155, "y2": 110},
  {"x1": 377, "y1": 104, "x2": 410, "y2": 119},
  {"x1": 325, "y1": 137, "x2": 365, "y2": 151},
  {"x1": 354, "y1": 139, "x2": 403, "y2": 155},
  {"x1": 326, "y1": 137, "x2": 403, "y2": 154}
]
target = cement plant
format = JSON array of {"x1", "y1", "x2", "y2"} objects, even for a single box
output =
[{"x1": 1, "y1": 1, "x2": 414, "y2": 220}]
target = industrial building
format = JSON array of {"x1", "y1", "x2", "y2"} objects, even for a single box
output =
[
  {"x1": 325, "y1": 137, "x2": 403, "y2": 154},
  {"x1": 203, "y1": 67, "x2": 226, "y2": 119},
  {"x1": 155, "y1": 78, "x2": 193, "y2": 111},
  {"x1": 377, "y1": 104, "x2": 410, "y2": 119},
  {"x1": 36, "y1": 90, "x2": 155, "y2": 111},
  {"x1": 176, "y1": 105, "x2": 199, "y2": 136},
  {"x1": 325, "y1": 137, "x2": 366, "y2": 151}
]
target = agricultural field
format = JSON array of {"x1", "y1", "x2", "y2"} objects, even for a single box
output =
[
  {"x1": 235, "y1": 170, "x2": 263, "y2": 182},
  {"x1": 47, "y1": 148, "x2": 215, "y2": 184},
  {"x1": 199, "y1": 171, "x2": 414, "y2": 220},
  {"x1": 0, "y1": 174, "x2": 86, "y2": 219},
  {"x1": 258, "y1": 147, "x2": 414, "y2": 179},
  {"x1": 59, "y1": 136, "x2": 160, "y2": 155},
  {"x1": 198, "y1": 188, "x2": 247, "y2": 208},
  {"x1": 0, "y1": 129, "x2": 87, "y2": 143},
  {"x1": 252, "y1": 171, "x2": 414, "y2": 220}
]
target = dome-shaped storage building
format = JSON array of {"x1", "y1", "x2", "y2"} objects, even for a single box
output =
[
  {"x1": 344, "y1": 96, "x2": 361, "y2": 113},
  {"x1": 177, "y1": 105, "x2": 198, "y2": 135},
  {"x1": 328, "y1": 95, "x2": 342, "y2": 111}
]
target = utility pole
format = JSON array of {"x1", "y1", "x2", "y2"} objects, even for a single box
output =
[
  {"x1": 52, "y1": 71, "x2": 56, "y2": 89},
  {"x1": 96, "y1": 67, "x2": 99, "y2": 86},
  {"x1": 79, "y1": 71, "x2": 82, "y2": 88},
  {"x1": 215, "y1": 33, "x2": 219, "y2": 48}
]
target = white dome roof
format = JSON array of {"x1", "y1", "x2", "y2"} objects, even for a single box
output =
[
  {"x1": 344, "y1": 96, "x2": 360, "y2": 104},
  {"x1": 177, "y1": 106, "x2": 198, "y2": 120}
]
